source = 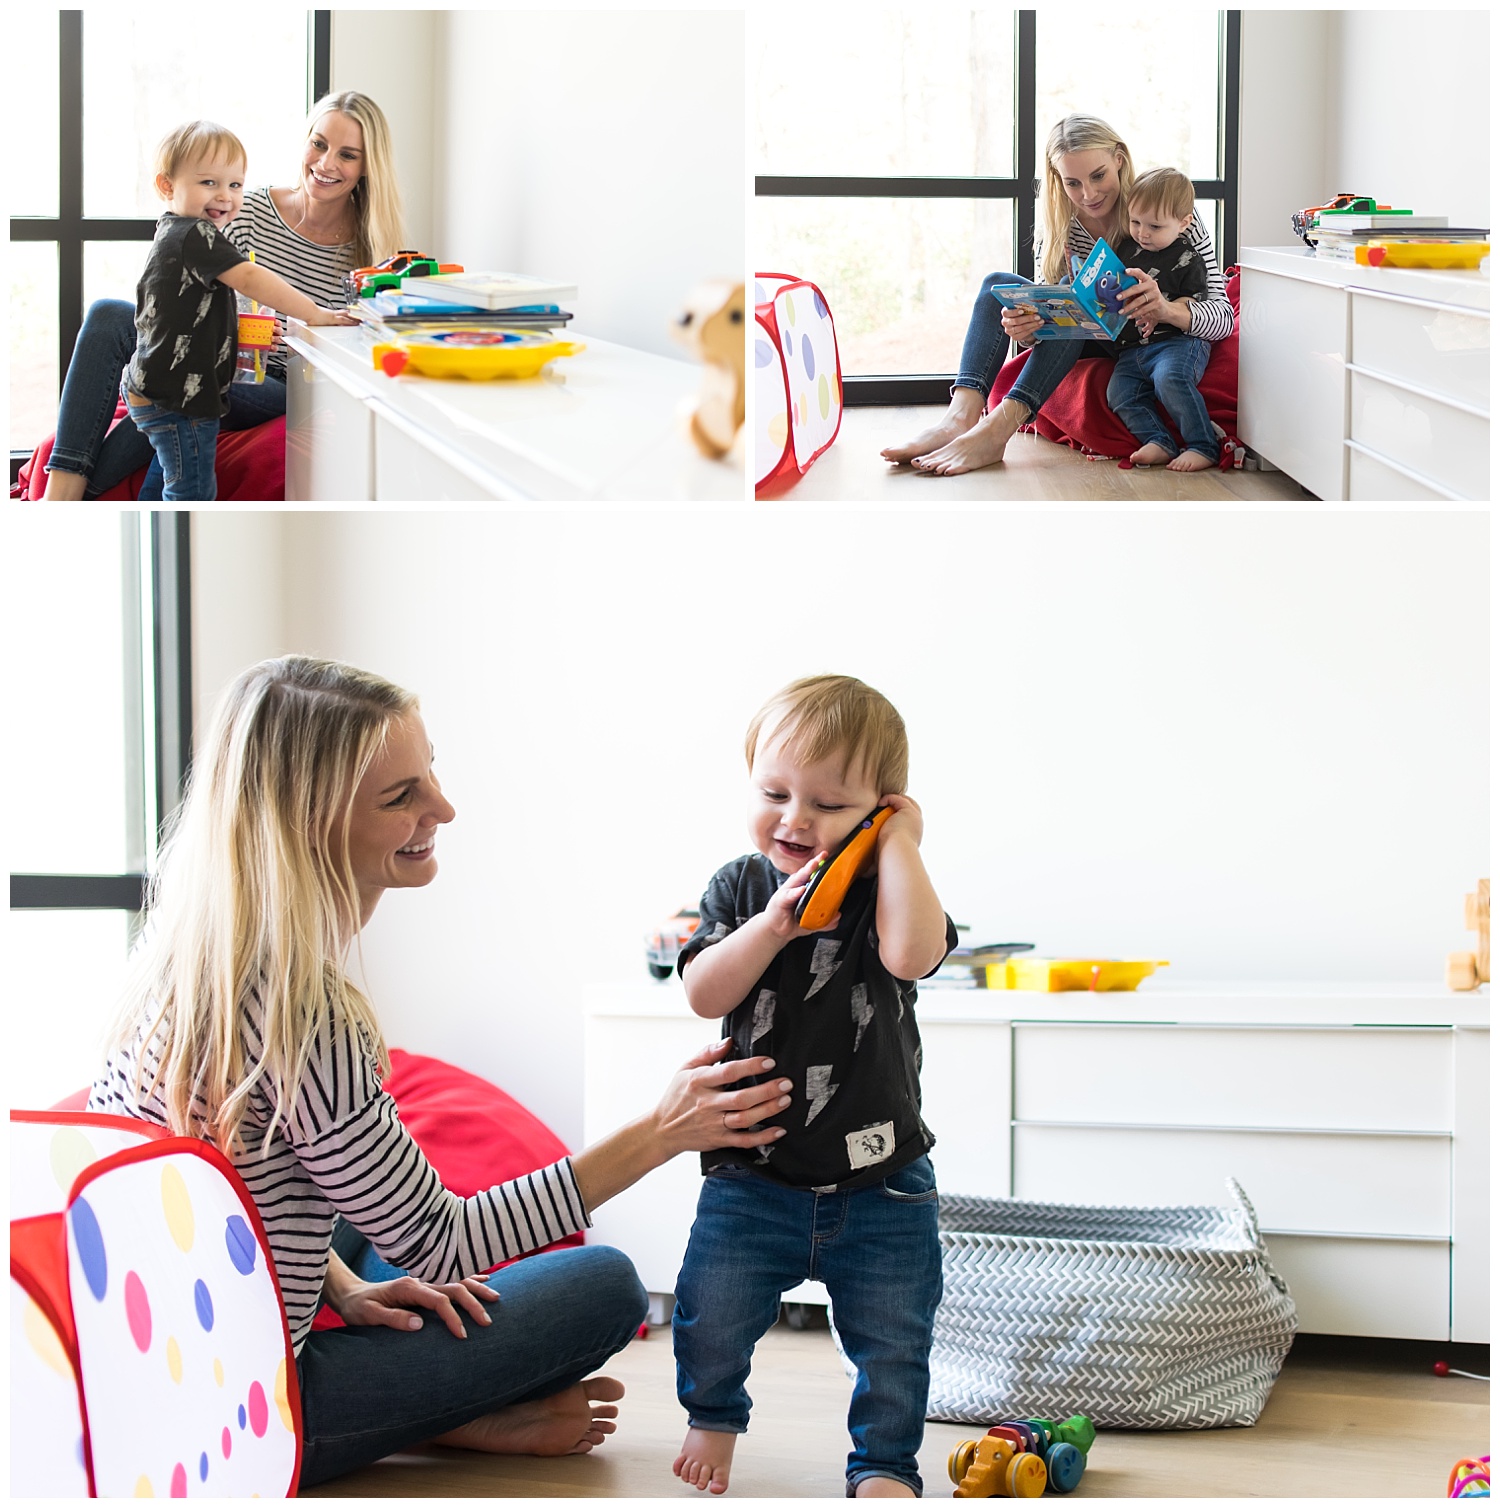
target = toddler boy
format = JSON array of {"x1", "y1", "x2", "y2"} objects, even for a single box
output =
[
  {"x1": 1107, "y1": 166, "x2": 1218, "y2": 472},
  {"x1": 123, "y1": 120, "x2": 354, "y2": 501},
  {"x1": 672, "y1": 674, "x2": 957, "y2": 1497}
]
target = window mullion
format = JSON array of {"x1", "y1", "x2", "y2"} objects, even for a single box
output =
[{"x1": 58, "y1": 8, "x2": 83, "y2": 391}]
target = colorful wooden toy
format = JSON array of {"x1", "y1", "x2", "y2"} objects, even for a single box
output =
[
  {"x1": 1445, "y1": 879, "x2": 1489, "y2": 991},
  {"x1": 948, "y1": 1413, "x2": 1095, "y2": 1497}
]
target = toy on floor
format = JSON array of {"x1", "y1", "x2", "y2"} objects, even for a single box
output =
[
  {"x1": 1448, "y1": 1456, "x2": 1490, "y2": 1498},
  {"x1": 1445, "y1": 879, "x2": 1489, "y2": 991},
  {"x1": 1435, "y1": 1361, "x2": 1491, "y2": 1381},
  {"x1": 948, "y1": 1414, "x2": 1095, "y2": 1497},
  {"x1": 754, "y1": 273, "x2": 842, "y2": 492},
  {"x1": 670, "y1": 279, "x2": 745, "y2": 462}
]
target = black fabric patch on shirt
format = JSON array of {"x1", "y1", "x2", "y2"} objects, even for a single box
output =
[
  {"x1": 1114, "y1": 233, "x2": 1209, "y2": 347},
  {"x1": 679, "y1": 852, "x2": 958, "y2": 1192},
  {"x1": 127, "y1": 214, "x2": 247, "y2": 417}
]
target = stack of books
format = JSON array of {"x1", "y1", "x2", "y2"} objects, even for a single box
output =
[
  {"x1": 1310, "y1": 211, "x2": 1489, "y2": 262},
  {"x1": 361, "y1": 273, "x2": 577, "y2": 330}
]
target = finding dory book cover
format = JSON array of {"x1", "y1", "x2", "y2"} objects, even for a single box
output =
[{"x1": 989, "y1": 238, "x2": 1138, "y2": 340}]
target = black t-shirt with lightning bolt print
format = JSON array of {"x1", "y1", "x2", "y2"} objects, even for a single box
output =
[
  {"x1": 126, "y1": 213, "x2": 247, "y2": 418},
  {"x1": 678, "y1": 852, "x2": 958, "y2": 1192}
]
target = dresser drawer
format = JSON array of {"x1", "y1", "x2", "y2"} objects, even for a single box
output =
[
  {"x1": 1011, "y1": 1124, "x2": 1450, "y2": 1238},
  {"x1": 1264, "y1": 1234, "x2": 1450, "y2": 1340},
  {"x1": 1347, "y1": 443, "x2": 1452, "y2": 501},
  {"x1": 1350, "y1": 289, "x2": 1488, "y2": 411},
  {"x1": 1348, "y1": 369, "x2": 1488, "y2": 499},
  {"x1": 1012, "y1": 1025, "x2": 1453, "y2": 1132}
]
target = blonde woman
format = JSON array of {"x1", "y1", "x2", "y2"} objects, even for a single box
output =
[
  {"x1": 43, "y1": 91, "x2": 404, "y2": 502},
  {"x1": 882, "y1": 114, "x2": 1234, "y2": 476},
  {"x1": 89, "y1": 657, "x2": 793, "y2": 1489}
]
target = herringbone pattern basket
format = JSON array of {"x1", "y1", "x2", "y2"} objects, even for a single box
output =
[{"x1": 926, "y1": 1179, "x2": 1297, "y2": 1429}]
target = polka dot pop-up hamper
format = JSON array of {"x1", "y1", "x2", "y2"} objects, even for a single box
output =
[
  {"x1": 754, "y1": 273, "x2": 843, "y2": 491},
  {"x1": 10, "y1": 1111, "x2": 302, "y2": 1497}
]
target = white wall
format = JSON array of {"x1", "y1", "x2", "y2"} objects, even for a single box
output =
[
  {"x1": 188, "y1": 510, "x2": 1490, "y2": 1146},
  {"x1": 431, "y1": 9, "x2": 745, "y2": 357},
  {"x1": 1239, "y1": 10, "x2": 1489, "y2": 250}
]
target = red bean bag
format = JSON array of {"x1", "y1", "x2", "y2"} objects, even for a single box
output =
[
  {"x1": 12, "y1": 403, "x2": 286, "y2": 500},
  {"x1": 987, "y1": 267, "x2": 1241, "y2": 463}
]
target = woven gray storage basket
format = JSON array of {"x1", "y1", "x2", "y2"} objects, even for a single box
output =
[{"x1": 924, "y1": 1179, "x2": 1297, "y2": 1429}]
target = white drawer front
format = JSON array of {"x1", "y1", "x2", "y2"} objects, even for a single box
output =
[
  {"x1": 1011, "y1": 1124, "x2": 1450, "y2": 1238},
  {"x1": 1348, "y1": 370, "x2": 1488, "y2": 499},
  {"x1": 1264, "y1": 1234, "x2": 1450, "y2": 1340},
  {"x1": 922, "y1": 1022, "x2": 1013, "y2": 1200},
  {"x1": 1350, "y1": 290, "x2": 1488, "y2": 411},
  {"x1": 1012, "y1": 1025, "x2": 1453, "y2": 1132},
  {"x1": 1347, "y1": 445, "x2": 1451, "y2": 501},
  {"x1": 286, "y1": 354, "x2": 375, "y2": 502}
]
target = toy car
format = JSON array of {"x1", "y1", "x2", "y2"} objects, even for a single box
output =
[
  {"x1": 1291, "y1": 194, "x2": 1391, "y2": 249},
  {"x1": 645, "y1": 908, "x2": 700, "y2": 980},
  {"x1": 343, "y1": 250, "x2": 464, "y2": 303}
]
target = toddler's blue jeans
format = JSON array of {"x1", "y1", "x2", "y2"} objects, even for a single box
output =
[
  {"x1": 121, "y1": 386, "x2": 220, "y2": 501},
  {"x1": 1106, "y1": 336, "x2": 1217, "y2": 461},
  {"x1": 673, "y1": 1155, "x2": 942, "y2": 1496}
]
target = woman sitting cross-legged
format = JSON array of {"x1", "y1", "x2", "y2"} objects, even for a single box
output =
[
  {"x1": 881, "y1": 113, "x2": 1234, "y2": 476},
  {"x1": 89, "y1": 656, "x2": 795, "y2": 1488}
]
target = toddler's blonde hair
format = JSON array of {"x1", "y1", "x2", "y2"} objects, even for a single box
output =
[
  {"x1": 154, "y1": 120, "x2": 248, "y2": 185},
  {"x1": 745, "y1": 675, "x2": 908, "y2": 797},
  {"x1": 1130, "y1": 167, "x2": 1196, "y2": 223}
]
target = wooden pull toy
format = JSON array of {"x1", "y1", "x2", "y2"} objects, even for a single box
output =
[
  {"x1": 671, "y1": 279, "x2": 745, "y2": 462},
  {"x1": 1445, "y1": 878, "x2": 1489, "y2": 991}
]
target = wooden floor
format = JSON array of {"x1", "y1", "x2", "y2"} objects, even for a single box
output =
[
  {"x1": 305, "y1": 1321, "x2": 1489, "y2": 1499},
  {"x1": 763, "y1": 406, "x2": 1314, "y2": 504}
]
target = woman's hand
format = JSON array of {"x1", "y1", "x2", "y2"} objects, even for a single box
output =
[
  {"x1": 329, "y1": 1271, "x2": 499, "y2": 1339},
  {"x1": 652, "y1": 1040, "x2": 793, "y2": 1159},
  {"x1": 1000, "y1": 304, "x2": 1044, "y2": 346}
]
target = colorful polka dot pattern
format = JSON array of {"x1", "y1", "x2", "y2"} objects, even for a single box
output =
[
  {"x1": 58, "y1": 1146, "x2": 297, "y2": 1497},
  {"x1": 754, "y1": 277, "x2": 842, "y2": 489},
  {"x1": 11, "y1": 1279, "x2": 91, "y2": 1497}
]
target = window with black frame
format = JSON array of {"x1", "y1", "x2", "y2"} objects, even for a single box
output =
[
  {"x1": 8, "y1": 10, "x2": 328, "y2": 475},
  {"x1": 9, "y1": 513, "x2": 191, "y2": 1108},
  {"x1": 754, "y1": 9, "x2": 1239, "y2": 406}
]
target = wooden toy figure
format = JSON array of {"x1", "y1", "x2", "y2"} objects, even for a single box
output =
[
  {"x1": 671, "y1": 279, "x2": 745, "y2": 462},
  {"x1": 1445, "y1": 879, "x2": 1489, "y2": 991}
]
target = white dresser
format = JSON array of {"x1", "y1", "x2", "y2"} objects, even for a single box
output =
[
  {"x1": 1238, "y1": 246, "x2": 1489, "y2": 500},
  {"x1": 282, "y1": 324, "x2": 743, "y2": 502},
  {"x1": 583, "y1": 981, "x2": 1489, "y2": 1342}
]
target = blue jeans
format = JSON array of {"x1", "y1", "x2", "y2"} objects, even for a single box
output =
[
  {"x1": 297, "y1": 1230, "x2": 648, "y2": 1489},
  {"x1": 673, "y1": 1155, "x2": 942, "y2": 1496},
  {"x1": 956, "y1": 271, "x2": 1114, "y2": 416},
  {"x1": 47, "y1": 298, "x2": 286, "y2": 498},
  {"x1": 1106, "y1": 336, "x2": 1217, "y2": 460},
  {"x1": 121, "y1": 385, "x2": 221, "y2": 502}
]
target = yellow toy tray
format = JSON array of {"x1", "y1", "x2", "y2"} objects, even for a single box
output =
[
  {"x1": 1356, "y1": 242, "x2": 1489, "y2": 270},
  {"x1": 371, "y1": 326, "x2": 584, "y2": 380},
  {"x1": 985, "y1": 958, "x2": 1169, "y2": 992}
]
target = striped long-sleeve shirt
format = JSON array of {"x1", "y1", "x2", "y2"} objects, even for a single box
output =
[
  {"x1": 88, "y1": 1000, "x2": 588, "y2": 1353},
  {"x1": 1063, "y1": 211, "x2": 1235, "y2": 342}
]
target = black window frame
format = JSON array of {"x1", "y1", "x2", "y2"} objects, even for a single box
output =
[
  {"x1": 754, "y1": 10, "x2": 1241, "y2": 406},
  {"x1": 9, "y1": 9, "x2": 331, "y2": 483}
]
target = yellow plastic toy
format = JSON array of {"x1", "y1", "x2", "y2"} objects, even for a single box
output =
[
  {"x1": 986, "y1": 958, "x2": 1168, "y2": 992},
  {"x1": 370, "y1": 326, "x2": 584, "y2": 381},
  {"x1": 1357, "y1": 241, "x2": 1489, "y2": 270},
  {"x1": 948, "y1": 1435, "x2": 1048, "y2": 1498}
]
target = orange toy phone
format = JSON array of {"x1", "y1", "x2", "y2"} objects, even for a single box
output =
[{"x1": 794, "y1": 806, "x2": 892, "y2": 931}]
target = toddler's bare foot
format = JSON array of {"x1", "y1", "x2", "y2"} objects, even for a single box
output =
[
  {"x1": 1128, "y1": 443, "x2": 1173, "y2": 467},
  {"x1": 1166, "y1": 450, "x2": 1214, "y2": 472},
  {"x1": 674, "y1": 1425, "x2": 737, "y2": 1494},
  {"x1": 912, "y1": 397, "x2": 1031, "y2": 475},
  {"x1": 881, "y1": 391, "x2": 986, "y2": 465},
  {"x1": 430, "y1": 1375, "x2": 623, "y2": 1456},
  {"x1": 854, "y1": 1475, "x2": 918, "y2": 1496}
]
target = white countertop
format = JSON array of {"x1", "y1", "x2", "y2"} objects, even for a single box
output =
[
  {"x1": 1240, "y1": 245, "x2": 1490, "y2": 310},
  {"x1": 285, "y1": 322, "x2": 745, "y2": 501},
  {"x1": 588, "y1": 976, "x2": 1489, "y2": 1028}
]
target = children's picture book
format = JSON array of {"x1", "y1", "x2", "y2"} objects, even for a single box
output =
[
  {"x1": 363, "y1": 289, "x2": 572, "y2": 328},
  {"x1": 410, "y1": 273, "x2": 579, "y2": 311},
  {"x1": 989, "y1": 237, "x2": 1138, "y2": 341}
]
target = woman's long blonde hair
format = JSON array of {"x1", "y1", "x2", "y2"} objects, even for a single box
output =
[
  {"x1": 1036, "y1": 114, "x2": 1137, "y2": 285},
  {"x1": 110, "y1": 656, "x2": 416, "y2": 1153},
  {"x1": 306, "y1": 91, "x2": 405, "y2": 266}
]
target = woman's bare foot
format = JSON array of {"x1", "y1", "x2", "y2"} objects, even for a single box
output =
[
  {"x1": 1166, "y1": 450, "x2": 1214, "y2": 472},
  {"x1": 1128, "y1": 443, "x2": 1172, "y2": 467},
  {"x1": 854, "y1": 1476, "x2": 917, "y2": 1496},
  {"x1": 912, "y1": 397, "x2": 1031, "y2": 475},
  {"x1": 880, "y1": 390, "x2": 986, "y2": 466},
  {"x1": 41, "y1": 470, "x2": 88, "y2": 502},
  {"x1": 429, "y1": 1376, "x2": 624, "y2": 1456},
  {"x1": 674, "y1": 1425, "x2": 737, "y2": 1494}
]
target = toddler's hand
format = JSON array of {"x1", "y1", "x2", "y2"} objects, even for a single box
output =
[
  {"x1": 877, "y1": 792, "x2": 924, "y2": 850},
  {"x1": 305, "y1": 306, "x2": 360, "y2": 327},
  {"x1": 765, "y1": 852, "x2": 832, "y2": 941}
]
